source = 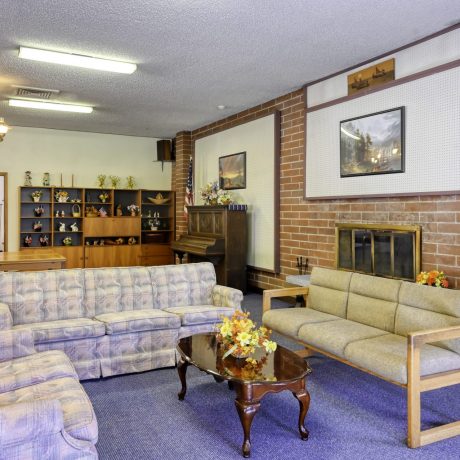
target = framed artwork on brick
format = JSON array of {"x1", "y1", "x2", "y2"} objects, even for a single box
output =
[
  {"x1": 340, "y1": 107, "x2": 405, "y2": 178},
  {"x1": 219, "y1": 151, "x2": 246, "y2": 190}
]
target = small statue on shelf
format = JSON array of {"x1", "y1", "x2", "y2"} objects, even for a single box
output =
[
  {"x1": 128, "y1": 237, "x2": 137, "y2": 245},
  {"x1": 58, "y1": 222, "x2": 66, "y2": 232},
  {"x1": 126, "y1": 176, "x2": 136, "y2": 189},
  {"x1": 70, "y1": 222, "x2": 79, "y2": 232},
  {"x1": 60, "y1": 210, "x2": 65, "y2": 217},
  {"x1": 33, "y1": 221, "x2": 42, "y2": 232},
  {"x1": 42, "y1": 172, "x2": 50, "y2": 186},
  {"x1": 39, "y1": 234, "x2": 49, "y2": 246},
  {"x1": 34, "y1": 205, "x2": 45, "y2": 217},
  {"x1": 99, "y1": 207, "x2": 108, "y2": 217},
  {"x1": 116, "y1": 204, "x2": 123, "y2": 216},
  {"x1": 24, "y1": 171, "x2": 32, "y2": 186},
  {"x1": 55, "y1": 210, "x2": 60, "y2": 217},
  {"x1": 24, "y1": 234, "x2": 32, "y2": 247}
]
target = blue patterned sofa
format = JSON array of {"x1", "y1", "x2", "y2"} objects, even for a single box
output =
[
  {"x1": 0, "y1": 262, "x2": 242, "y2": 380},
  {"x1": 0, "y1": 262, "x2": 242, "y2": 458},
  {"x1": 0, "y1": 329, "x2": 98, "y2": 459}
]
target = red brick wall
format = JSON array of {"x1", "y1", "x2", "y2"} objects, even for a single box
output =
[{"x1": 173, "y1": 89, "x2": 460, "y2": 289}]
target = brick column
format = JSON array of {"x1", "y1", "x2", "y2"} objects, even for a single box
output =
[{"x1": 173, "y1": 131, "x2": 192, "y2": 237}]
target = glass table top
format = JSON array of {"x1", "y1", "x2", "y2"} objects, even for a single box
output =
[{"x1": 177, "y1": 333, "x2": 311, "y2": 384}]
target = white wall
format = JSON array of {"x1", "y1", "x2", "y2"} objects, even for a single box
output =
[
  {"x1": 1, "y1": 127, "x2": 171, "y2": 250},
  {"x1": 305, "y1": 28, "x2": 460, "y2": 199},
  {"x1": 195, "y1": 114, "x2": 278, "y2": 272}
]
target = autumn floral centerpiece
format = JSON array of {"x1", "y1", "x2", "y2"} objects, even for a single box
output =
[
  {"x1": 416, "y1": 270, "x2": 449, "y2": 288},
  {"x1": 216, "y1": 310, "x2": 277, "y2": 359},
  {"x1": 200, "y1": 181, "x2": 233, "y2": 205}
]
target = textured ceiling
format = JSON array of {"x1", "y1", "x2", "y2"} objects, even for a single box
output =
[{"x1": 0, "y1": 1, "x2": 459, "y2": 138}]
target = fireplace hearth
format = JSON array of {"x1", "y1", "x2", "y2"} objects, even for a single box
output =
[{"x1": 335, "y1": 223, "x2": 421, "y2": 281}]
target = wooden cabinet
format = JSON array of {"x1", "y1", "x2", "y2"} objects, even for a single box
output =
[
  {"x1": 52, "y1": 246, "x2": 84, "y2": 269},
  {"x1": 19, "y1": 187, "x2": 175, "y2": 269},
  {"x1": 83, "y1": 217, "x2": 140, "y2": 237},
  {"x1": 139, "y1": 243, "x2": 172, "y2": 266}
]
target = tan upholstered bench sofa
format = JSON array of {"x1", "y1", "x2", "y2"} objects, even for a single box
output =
[{"x1": 262, "y1": 267, "x2": 460, "y2": 448}]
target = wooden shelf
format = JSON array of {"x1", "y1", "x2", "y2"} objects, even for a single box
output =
[{"x1": 19, "y1": 186, "x2": 175, "y2": 268}]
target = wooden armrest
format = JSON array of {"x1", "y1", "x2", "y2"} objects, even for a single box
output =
[
  {"x1": 262, "y1": 287, "x2": 309, "y2": 313},
  {"x1": 408, "y1": 324, "x2": 460, "y2": 348}
]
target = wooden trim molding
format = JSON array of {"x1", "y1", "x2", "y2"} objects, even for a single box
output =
[
  {"x1": 307, "y1": 58, "x2": 460, "y2": 113},
  {"x1": 304, "y1": 22, "x2": 460, "y2": 89}
]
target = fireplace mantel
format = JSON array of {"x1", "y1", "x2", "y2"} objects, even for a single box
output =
[{"x1": 335, "y1": 223, "x2": 421, "y2": 281}]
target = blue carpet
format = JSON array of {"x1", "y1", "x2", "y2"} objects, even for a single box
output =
[{"x1": 83, "y1": 294, "x2": 460, "y2": 459}]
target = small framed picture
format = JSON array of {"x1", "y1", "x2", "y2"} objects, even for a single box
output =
[
  {"x1": 219, "y1": 152, "x2": 246, "y2": 190},
  {"x1": 340, "y1": 107, "x2": 404, "y2": 178}
]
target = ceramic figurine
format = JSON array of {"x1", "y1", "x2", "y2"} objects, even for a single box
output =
[
  {"x1": 70, "y1": 222, "x2": 79, "y2": 232},
  {"x1": 34, "y1": 205, "x2": 45, "y2": 217},
  {"x1": 42, "y1": 172, "x2": 50, "y2": 187},
  {"x1": 39, "y1": 234, "x2": 49, "y2": 246},
  {"x1": 24, "y1": 171, "x2": 32, "y2": 186},
  {"x1": 24, "y1": 234, "x2": 32, "y2": 247},
  {"x1": 99, "y1": 207, "x2": 108, "y2": 217},
  {"x1": 61, "y1": 210, "x2": 65, "y2": 217},
  {"x1": 59, "y1": 222, "x2": 66, "y2": 232},
  {"x1": 33, "y1": 221, "x2": 42, "y2": 232},
  {"x1": 55, "y1": 210, "x2": 60, "y2": 217},
  {"x1": 128, "y1": 236, "x2": 137, "y2": 245},
  {"x1": 116, "y1": 204, "x2": 123, "y2": 216}
]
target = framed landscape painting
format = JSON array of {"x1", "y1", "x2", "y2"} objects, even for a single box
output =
[
  {"x1": 219, "y1": 152, "x2": 246, "y2": 189},
  {"x1": 340, "y1": 107, "x2": 404, "y2": 178}
]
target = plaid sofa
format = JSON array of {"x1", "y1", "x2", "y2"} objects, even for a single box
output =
[
  {"x1": 0, "y1": 262, "x2": 243, "y2": 380},
  {"x1": 0, "y1": 329, "x2": 98, "y2": 459},
  {"x1": 0, "y1": 262, "x2": 242, "y2": 458}
]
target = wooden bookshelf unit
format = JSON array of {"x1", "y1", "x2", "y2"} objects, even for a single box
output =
[{"x1": 19, "y1": 186, "x2": 175, "y2": 269}]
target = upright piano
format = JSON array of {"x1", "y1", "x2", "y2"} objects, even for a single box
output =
[{"x1": 171, "y1": 205, "x2": 247, "y2": 292}]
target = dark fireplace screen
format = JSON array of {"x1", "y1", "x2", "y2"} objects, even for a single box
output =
[{"x1": 336, "y1": 224, "x2": 421, "y2": 281}]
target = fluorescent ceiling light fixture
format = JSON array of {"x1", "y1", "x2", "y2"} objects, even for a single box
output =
[
  {"x1": 18, "y1": 46, "x2": 137, "y2": 74},
  {"x1": 9, "y1": 99, "x2": 93, "y2": 114}
]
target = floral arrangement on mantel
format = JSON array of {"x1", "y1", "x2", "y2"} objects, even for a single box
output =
[
  {"x1": 416, "y1": 270, "x2": 449, "y2": 288},
  {"x1": 216, "y1": 310, "x2": 277, "y2": 359},
  {"x1": 200, "y1": 181, "x2": 233, "y2": 206}
]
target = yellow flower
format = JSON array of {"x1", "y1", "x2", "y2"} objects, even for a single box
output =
[
  {"x1": 220, "y1": 322, "x2": 232, "y2": 337},
  {"x1": 263, "y1": 340, "x2": 277, "y2": 353},
  {"x1": 236, "y1": 331, "x2": 252, "y2": 346}
]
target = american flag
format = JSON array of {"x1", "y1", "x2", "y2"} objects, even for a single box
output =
[{"x1": 184, "y1": 156, "x2": 194, "y2": 218}]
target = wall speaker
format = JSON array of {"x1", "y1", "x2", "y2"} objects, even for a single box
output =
[{"x1": 157, "y1": 139, "x2": 175, "y2": 161}]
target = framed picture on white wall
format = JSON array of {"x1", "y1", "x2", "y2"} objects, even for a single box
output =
[
  {"x1": 219, "y1": 151, "x2": 246, "y2": 190},
  {"x1": 340, "y1": 106, "x2": 405, "y2": 178}
]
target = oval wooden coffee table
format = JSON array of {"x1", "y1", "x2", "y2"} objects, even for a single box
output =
[{"x1": 177, "y1": 333, "x2": 312, "y2": 458}]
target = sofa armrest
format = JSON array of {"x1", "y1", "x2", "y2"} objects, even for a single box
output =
[
  {"x1": 0, "y1": 329, "x2": 36, "y2": 362},
  {"x1": 0, "y1": 400, "x2": 64, "y2": 447},
  {"x1": 0, "y1": 302, "x2": 13, "y2": 330},
  {"x1": 262, "y1": 287, "x2": 309, "y2": 313},
  {"x1": 212, "y1": 285, "x2": 243, "y2": 309},
  {"x1": 407, "y1": 324, "x2": 460, "y2": 384}
]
